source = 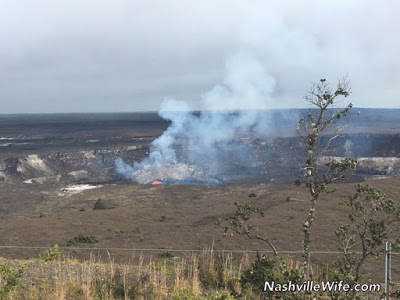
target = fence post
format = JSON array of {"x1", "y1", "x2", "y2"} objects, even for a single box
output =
[{"x1": 385, "y1": 241, "x2": 392, "y2": 300}]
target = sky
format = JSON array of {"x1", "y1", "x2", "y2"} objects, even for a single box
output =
[{"x1": 0, "y1": 0, "x2": 399, "y2": 113}]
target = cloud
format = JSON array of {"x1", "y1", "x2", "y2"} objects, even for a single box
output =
[{"x1": 0, "y1": 0, "x2": 399, "y2": 113}]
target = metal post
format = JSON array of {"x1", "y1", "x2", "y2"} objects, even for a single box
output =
[{"x1": 385, "y1": 242, "x2": 392, "y2": 300}]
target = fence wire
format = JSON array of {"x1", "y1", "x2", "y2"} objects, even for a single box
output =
[{"x1": 0, "y1": 245, "x2": 399, "y2": 255}]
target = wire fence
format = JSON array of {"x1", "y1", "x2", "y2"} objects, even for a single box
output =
[
  {"x1": 2, "y1": 244, "x2": 398, "y2": 282},
  {"x1": 1, "y1": 245, "x2": 400, "y2": 255}
]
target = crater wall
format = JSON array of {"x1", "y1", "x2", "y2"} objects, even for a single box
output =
[{"x1": 0, "y1": 133, "x2": 398, "y2": 184}]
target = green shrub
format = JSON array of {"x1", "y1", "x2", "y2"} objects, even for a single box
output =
[
  {"x1": 170, "y1": 288, "x2": 198, "y2": 300},
  {"x1": 206, "y1": 290, "x2": 236, "y2": 300},
  {"x1": 240, "y1": 253, "x2": 276, "y2": 294},
  {"x1": 0, "y1": 260, "x2": 26, "y2": 297},
  {"x1": 66, "y1": 235, "x2": 98, "y2": 246},
  {"x1": 248, "y1": 193, "x2": 257, "y2": 198},
  {"x1": 38, "y1": 244, "x2": 61, "y2": 262},
  {"x1": 200, "y1": 271, "x2": 219, "y2": 289},
  {"x1": 159, "y1": 251, "x2": 174, "y2": 260}
]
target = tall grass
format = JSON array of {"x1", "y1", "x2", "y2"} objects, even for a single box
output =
[
  {"x1": 1, "y1": 248, "x2": 251, "y2": 299},
  {"x1": 2, "y1": 249, "x2": 385, "y2": 299}
]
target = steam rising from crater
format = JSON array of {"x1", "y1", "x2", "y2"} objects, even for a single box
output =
[{"x1": 115, "y1": 52, "x2": 277, "y2": 184}]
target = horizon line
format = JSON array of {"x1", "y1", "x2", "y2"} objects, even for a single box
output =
[{"x1": 0, "y1": 107, "x2": 398, "y2": 116}]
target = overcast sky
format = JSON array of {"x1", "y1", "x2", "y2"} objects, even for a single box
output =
[{"x1": 0, "y1": 0, "x2": 399, "y2": 113}]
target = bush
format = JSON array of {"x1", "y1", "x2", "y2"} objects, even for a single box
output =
[
  {"x1": 206, "y1": 290, "x2": 236, "y2": 300},
  {"x1": 240, "y1": 253, "x2": 276, "y2": 294},
  {"x1": 66, "y1": 235, "x2": 98, "y2": 246},
  {"x1": 159, "y1": 251, "x2": 174, "y2": 260},
  {"x1": 38, "y1": 244, "x2": 61, "y2": 262},
  {"x1": 0, "y1": 260, "x2": 26, "y2": 297},
  {"x1": 170, "y1": 288, "x2": 198, "y2": 300},
  {"x1": 248, "y1": 193, "x2": 257, "y2": 198}
]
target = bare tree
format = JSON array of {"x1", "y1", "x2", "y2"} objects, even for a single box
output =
[{"x1": 296, "y1": 77, "x2": 356, "y2": 278}]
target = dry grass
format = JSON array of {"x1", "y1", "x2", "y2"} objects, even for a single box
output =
[
  {"x1": 1, "y1": 247, "x2": 389, "y2": 299},
  {"x1": 1, "y1": 248, "x2": 251, "y2": 300}
]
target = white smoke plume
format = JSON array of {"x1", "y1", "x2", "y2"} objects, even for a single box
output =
[{"x1": 115, "y1": 51, "x2": 278, "y2": 184}]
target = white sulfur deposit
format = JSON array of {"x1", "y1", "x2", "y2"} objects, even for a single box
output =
[{"x1": 59, "y1": 184, "x2": 103, "y2": 195}]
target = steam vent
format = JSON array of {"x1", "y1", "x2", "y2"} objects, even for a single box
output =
[{"x1": 0, "y1": 109, "x2": 399, "y2": 185}]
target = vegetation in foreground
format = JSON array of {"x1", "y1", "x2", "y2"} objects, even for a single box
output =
[
  {"x1": 3, "y1": 247, "x2": 257, "y2": 300},
  {"x1": 1, "y1": 245, "x2": 397, "y2": 300}
]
